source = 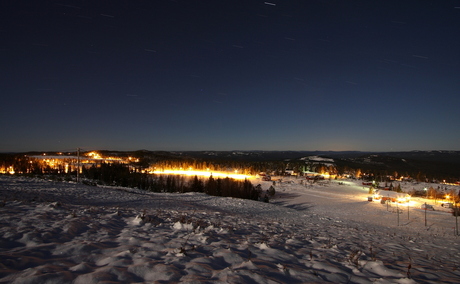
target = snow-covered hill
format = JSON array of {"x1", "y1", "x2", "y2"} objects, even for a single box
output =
[{"x1": 1, "y1": 175, "x2": 459, "y2": 283}]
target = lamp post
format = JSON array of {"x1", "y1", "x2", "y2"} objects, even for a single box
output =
[
  {"x1": 407, "y1": 200, "x2": 410, "y2": 220},
  {"x1": 76, "y1": 148, "x2": 80, "y2": 183},
  {"x1": 424, "y1": 202, "x2": 427, "y2": 226},
  {"x1": 455, "y1": 202, "x2": 459, "y2": 236}
]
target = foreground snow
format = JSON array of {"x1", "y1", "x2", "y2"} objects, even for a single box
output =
[{"x1": 1, "y1": 176, "x2": 459, "y2": 283}]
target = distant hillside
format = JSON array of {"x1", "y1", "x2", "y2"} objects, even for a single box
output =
[
  {"x1": 176, "y1": 151, "x2": 367, "y2": 162},
  {"x1": 2, "y1": 150, "x2": 459, "y2": 181},
  {"x1": 176, "y1": 150, "x2": 460, "y2": 181},
  {"x1": 325, "y1": 151, "x2": 460, "y2": 181}
]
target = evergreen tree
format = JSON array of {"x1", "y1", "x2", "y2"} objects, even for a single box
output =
[
  {"x1": 268, "y1": 185, "x2": 275, "y2": 196},
  {"x1": 190, "y1": 175, "x2": 204, "y2": 192},
  {"x1": 215, "y1": 178, "x2": 222, "y2": 196},
  {"x1": 369, "y1": 185, "x2": 374, "y2": 194},
  {"x1": 205, "y1": 175, "x2": 217, "y2": 195},
  {"x1": 166, "y1": 175, "x2": 176, "y2": 192}
]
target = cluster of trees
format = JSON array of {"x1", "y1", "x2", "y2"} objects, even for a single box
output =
[
  {"x1": 334, "y1": 156, "x2": 459, "y2": 183},
  {"x1": 82, "y1": 163, "x2": 261, "y2": 201},
  {"x1": 408, "y1": 186, "x2": 460, "y2": 203},
  {"x1": 368, "y1": 182, "x2": 403, "y2": 194},
  {"x1": 0, "y1": 154, "x2": 35, "y2": 174},
  {"x1": 3, "y1": 151, "x2": 460, "y2": 200},
  {"x1": 149, "y1": 159, "x2": 297, "y2": 176},
  {"x1": 159, "y1": 175, "x2": 260, "y2": 200},
  {"x1": 138, "y1": 154, "x2": 459, "y2": 183},
  {"x1": 0, "y1": 153, "x2": 73, "y2": 175}
]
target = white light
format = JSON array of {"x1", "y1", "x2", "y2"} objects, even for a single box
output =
[{"x1": 150, "y1": 169, "x2": 251, "y2": 180}]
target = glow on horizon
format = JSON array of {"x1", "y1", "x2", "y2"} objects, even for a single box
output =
[{"x1": 148, "y1": 169, "x2": 253, "y2": 180}]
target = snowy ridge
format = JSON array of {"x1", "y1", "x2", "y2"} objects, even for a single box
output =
[
  {"x1": 300, "y1": 155, "x2": 335, "y2": 163},
  {"x1": 1, "y1": 175, "x2": 459, "y2": 283}
]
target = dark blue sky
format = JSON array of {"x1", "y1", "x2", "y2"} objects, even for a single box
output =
[{"x1": 1, "y1": 0, "x2": 460, "y2": 152}]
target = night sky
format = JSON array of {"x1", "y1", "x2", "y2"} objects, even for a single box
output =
[{"x1": 1, "y1": 0, "x2": 460, "y2": 152}]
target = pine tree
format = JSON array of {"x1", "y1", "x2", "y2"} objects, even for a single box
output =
[
  {"x1": 205, "y1": 175, "x2": 217, "y2": 195},
  {"x1": 190, "y1": 175, "x2": 204, "y2": 192}
]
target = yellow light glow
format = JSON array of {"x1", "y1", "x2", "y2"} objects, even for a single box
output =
[
  {"x1": 87, "y1": 152, "x2": 102, "y2": 159},
  {"x1": 397, "y1": 197, "x2": 409, "y2": 203},
  {"x1": 373, "y1": 193, "x2": 411, "y2": 204},
  {"x1": 150, "y1": 169, "x2": 252, "y2": 180}
]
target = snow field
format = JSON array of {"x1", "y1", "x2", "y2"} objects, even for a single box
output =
[{"x1": 1, "y1": 175, "x2": 460, "y2": 283}]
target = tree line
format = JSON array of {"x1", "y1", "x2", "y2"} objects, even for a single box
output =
[
  {"x1": 82, "y1": 163, "x2": 261, "y2": 201},
  {"x1": 2, "y1": 151, "x2": 458, "y2": 186}
]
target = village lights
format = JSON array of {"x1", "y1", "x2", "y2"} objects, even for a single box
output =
[
  {"x1": 3, "y1": 151, "x2": 251, "y2": 179},
  {"x1": 397, "y1": 197, "x2": 409, "y2": 203},
  {"x1": 374, "y1": 189, "x2": 411, "y2": 204},
  {"x1": 87, "y1": 152, "x2": 102, "y2": 159}
]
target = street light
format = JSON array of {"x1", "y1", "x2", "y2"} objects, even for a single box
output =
[{"x1": 424, "y1": 187, "x2": 428, "y2": 199}]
